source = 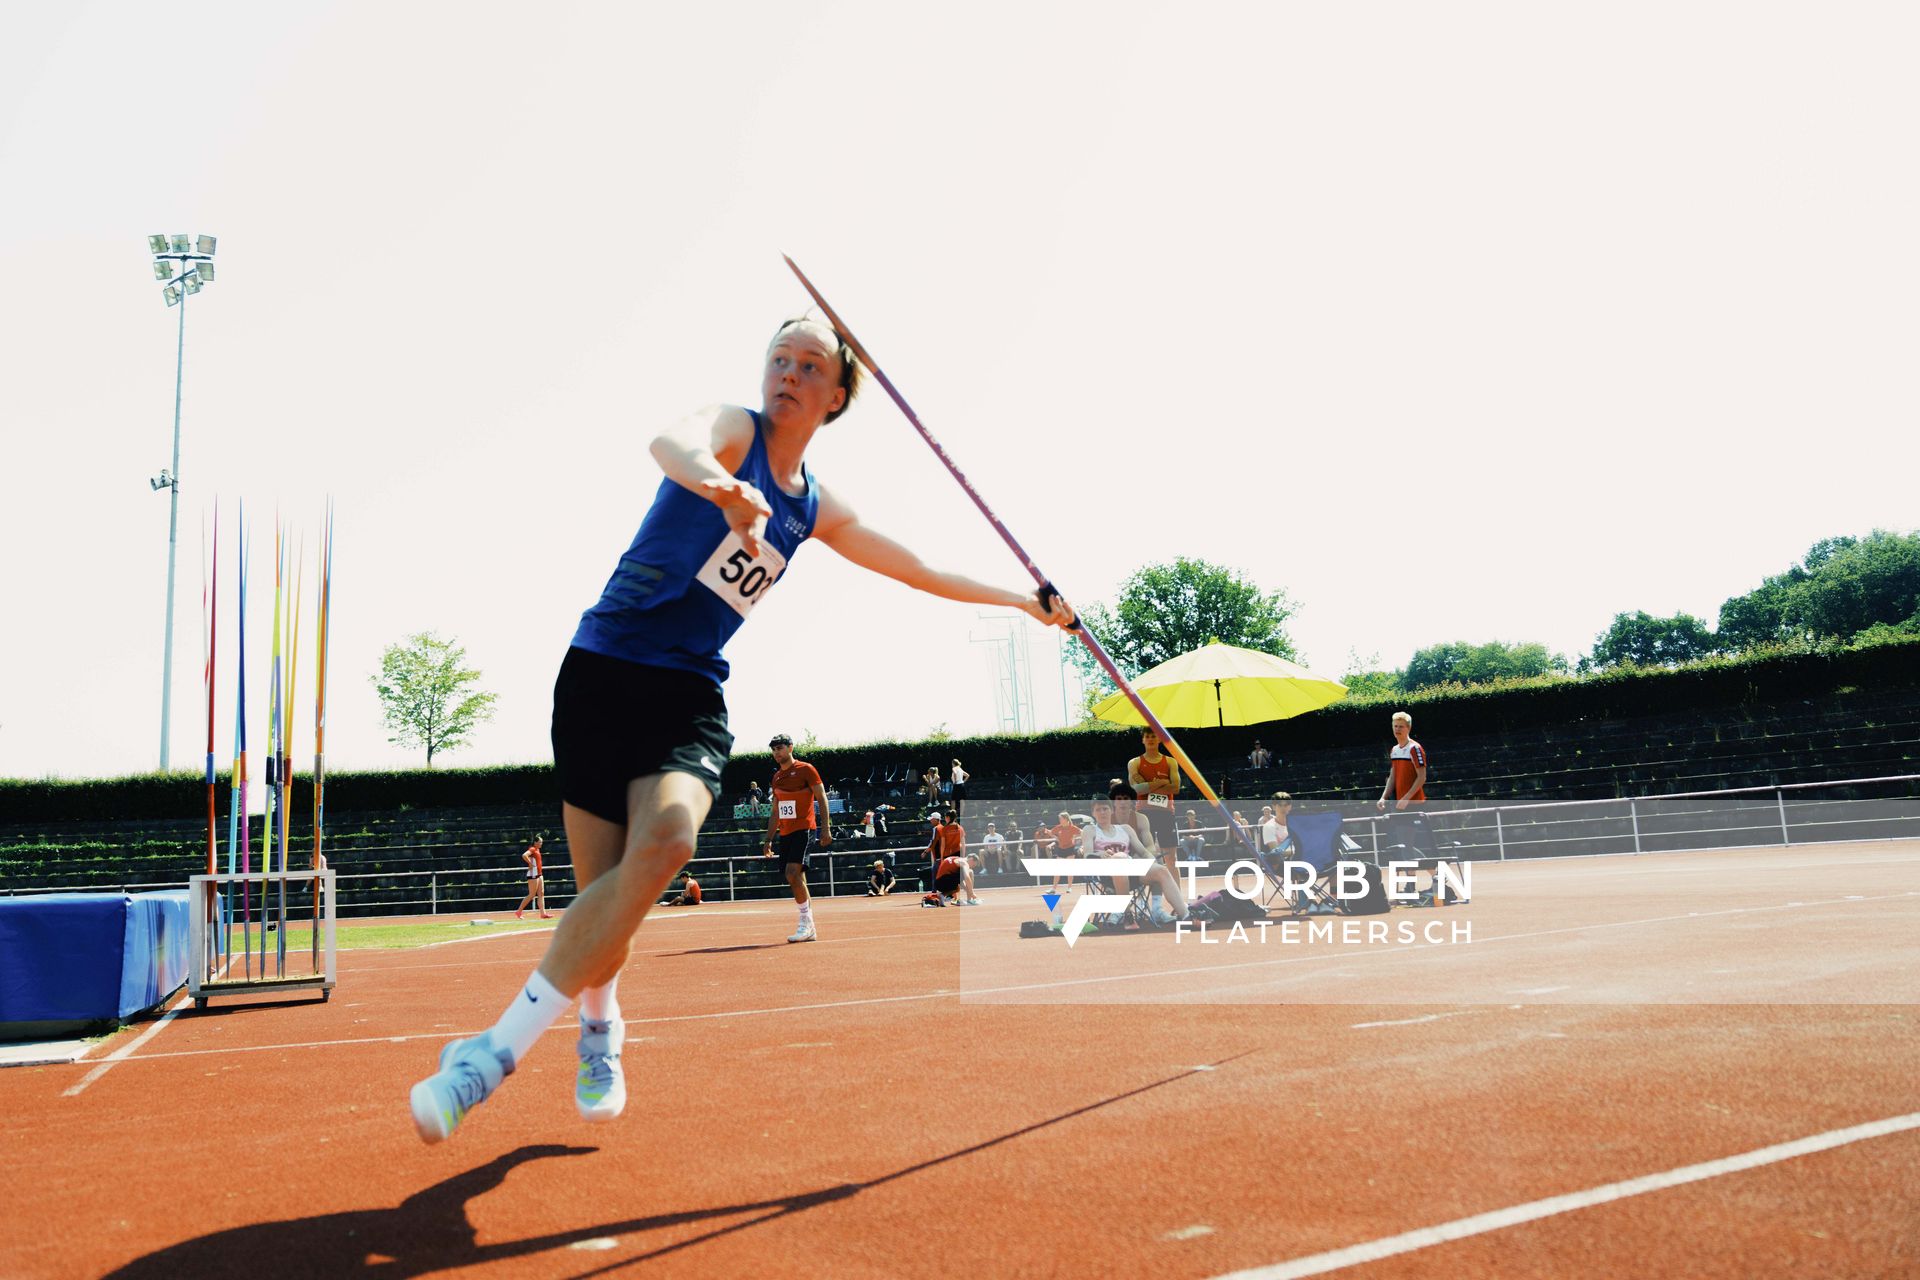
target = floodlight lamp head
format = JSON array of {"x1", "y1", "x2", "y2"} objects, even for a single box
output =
[
  {"x1": 150, "y1": 470, "x2": 172, "y2": 491},
  {"x1": 184, "y1": 276, "x2": 202, "y2": 295},
  {"x1": 153, "y1": 261, "x2": 174, "y2": 280},
  {"x1": 170, "y1": 234, "x2": 189, "y2": 253},
  {"x1": 196, "y1": 262, "x2": 213, "y2": 283},
  {"x1": 148, "y1": 234, "x2": 169, "y2": 255},
  {"x1": 195, "y1": 234, "x2": 217, "y2": 256},
  {"x1": 163, "y1": 284, "x2": 181, "y2": 306}
]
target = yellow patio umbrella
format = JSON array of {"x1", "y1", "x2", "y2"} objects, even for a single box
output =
[{"x1": 1090, "y1": 641, "x2": 1347, "y2": 728}]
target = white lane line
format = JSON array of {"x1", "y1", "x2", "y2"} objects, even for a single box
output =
[
  {"x1": 62, "y1": 989, "x2": 196, "y2": 1097},
  {"x1": 49, "y1": 887, "x2": 1920, "y2": 1070},
  {"x1": 1513, "y1": 986, "x2": 1571, "y2": 995},
  {"x1": 357, "y1": 924, "x2": 982, "y2": 972},
  {"x1": 1350, "y1": 1012, "x2": 1478, "y2": 1030},
  {"x1": 418, "y1": 926, "x2": 559, "y2": 949},
  {"x1": 1208, "y1": 1111, "x2": 1920, "y2": 1280}
]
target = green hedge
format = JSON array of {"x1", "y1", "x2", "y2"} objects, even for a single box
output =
[{"x1": 5, "y1": 636, "x2": 1917, "y2": 822}]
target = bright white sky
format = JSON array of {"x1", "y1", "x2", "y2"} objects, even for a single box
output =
[{"x1": 2, "y1": 2, "x2": 1915, "y2": 783}]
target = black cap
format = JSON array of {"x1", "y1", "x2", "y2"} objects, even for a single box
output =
[{"x1": 769, "y1": 733, "x2": 793, "y2": 747}]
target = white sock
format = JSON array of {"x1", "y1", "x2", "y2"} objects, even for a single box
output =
[
  {"x1": 579, "y1": 976, "x2": 620, "y2": 1026},
  {"x1": 489, "y1": 970, "x2": 568, "y2": 1067},
  {"x1": 798, "y1": 902, "x2": 813, "y2": 920}
]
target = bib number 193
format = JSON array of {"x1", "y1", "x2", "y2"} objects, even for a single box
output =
[{"x1": 696, "y1": 530, "x2": 790, "y2": 620}]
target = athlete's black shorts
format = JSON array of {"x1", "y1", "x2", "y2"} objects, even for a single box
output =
[
  {"x1": 934, "y1": 869, "x2": 964, "y2": 896},
  {"x1": 1140, "y1": 801, "x2": 1177, "y2": 851},
  {"x1": 774, "y1": 829, "x2": 815, "y2": 869},
  {"x1": 551, "y1": 646, "x2": 733, "y2": 825}
]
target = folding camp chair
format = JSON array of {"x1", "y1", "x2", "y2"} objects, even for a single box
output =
[
  {"x1": 1261, "y1": 811, "x2": 1344, "y2": 913},
  {"x1": 1078, "y1": 861, "x2": 1162, "y2": 931}
]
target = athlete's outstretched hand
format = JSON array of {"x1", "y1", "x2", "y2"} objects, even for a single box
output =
[
  {"x1": 700, "y1": 479, "x2": 773, "y2": 556},
  {"x1": 1021, "y1": 587, "x2": 1077, "y2": 631}
]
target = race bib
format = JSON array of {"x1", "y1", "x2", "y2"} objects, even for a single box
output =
[
  {"x1": 1146, "y1": 793, "x2": 1171, "y2": 809},
  {"x1": 778, "y1": 799, "x2": 797, "y2": 820},
  {"x1": 695, "y1": 529, "x2": 789, "y2": 620}
]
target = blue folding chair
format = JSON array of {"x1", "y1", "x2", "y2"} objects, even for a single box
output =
[{"x1": 1261, "y1": 811, "x2": 1344, "y2": 913}]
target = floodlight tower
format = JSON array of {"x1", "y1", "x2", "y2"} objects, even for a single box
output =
[{"x1": 147, "y1": 232, "x2": 218, "y2": 772}]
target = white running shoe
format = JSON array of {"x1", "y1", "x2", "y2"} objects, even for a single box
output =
[
  {"x1": 409, "y1": 1031, "x2": 513, "y2": 1144},
  {"x1": 787, "y1": 918, "x2": 818, "y2": 943},
  {"x1": 575, "y1": 1017, "x2": 626, "y2": 1123}
]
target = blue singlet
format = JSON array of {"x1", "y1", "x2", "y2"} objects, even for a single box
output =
[{"x1": 571, "y1": 410, "x2": 818, "y2": 683}]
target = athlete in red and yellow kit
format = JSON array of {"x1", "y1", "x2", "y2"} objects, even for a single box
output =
[
  {"x1": 763, "y1": 732, "x2": 831, "y2": 942},
  {"x1": 1128, "y1": 728, "x2": 1181, "y2": 866}
]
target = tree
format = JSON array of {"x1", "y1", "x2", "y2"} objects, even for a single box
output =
[
  {"x1": 1716, "y1": 531, "x2": 1920, "y2": 651},
  {"x1": 1071, "y1": 557, "x2": 1295, "y2": 698},
  {"x1": 372, "y1": 632, "x2": 498, "y2": 766},
  {"x1": 1340, "y1": 649, "x2": 1404, "y2": 699},
  {"x1": 1716, "y1": 575, "x2": 1798, "y2": 651},
  {"x1": 1783, "y1": 530, "x2": 1920, "y2": 641},
  {"x1": 1403, "y1": 640, "x2": 1568, "y2": 689},
  {"x1": 1587, "y1": 611, "x2": 1715, "y2": 669}
]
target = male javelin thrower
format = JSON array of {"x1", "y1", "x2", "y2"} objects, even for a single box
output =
[{"x1": 410, "y1": 314, "x2": 1075, "y2": 1142}]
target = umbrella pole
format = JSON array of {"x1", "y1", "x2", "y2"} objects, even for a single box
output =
[{"x1": 783, "y1": 255, "x2": 1262, "y2": 867}]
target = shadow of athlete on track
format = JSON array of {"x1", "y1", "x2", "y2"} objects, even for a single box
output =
[
  {"x1": 106, "y1": 1052, "x2": 1254, "y2": 1279},
  {"x1": 655, "y1": 943, "x2": 785, "y2": 956},
  {"x1": 102, "y1": 1145, "x2": 599, "y2": 1279}
]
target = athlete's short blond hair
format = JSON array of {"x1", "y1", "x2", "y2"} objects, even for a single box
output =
[{"x1": 1391, "y1": 711, "x2": 1413, "y2": 726}]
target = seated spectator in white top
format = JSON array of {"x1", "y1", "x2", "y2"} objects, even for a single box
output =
[
  {"x1": 1264, "y1": 793, "x2": 1293, "y2": 855},
  {"x1": 980, "y1": 822, "x2": 1007, "y2": 872}
]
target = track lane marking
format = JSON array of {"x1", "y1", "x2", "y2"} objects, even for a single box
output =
[
  {"x1": 61, "y1": 989, "x2": 195, "y2": 1097},
  {"x1": 45, "y1": 887, "x2": 1919, "y2": 1070},
  {"x1": 1207, "y1": 1111, "x2": 1920, "y2": 1279}
]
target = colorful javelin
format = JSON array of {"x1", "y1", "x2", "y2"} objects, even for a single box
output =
[
  {"x1": 204, "y1": 507, "x2": 219, "y2": 877},
  {"x1": 229, "y1": 508, "x2": 250, "y2": 969},
  {"x1": 200, "y1": 510, "x2": 219, "y2": 972},
  {"x1": 312, "y1": 502, "x2": 333, "y2": 963},
  {"x1": 781, "y1": 255, "x2": 1260, "y2": 862},
  {"x1": 266, "y1": 521, "x2": 284, "y2": 975},
  {"x1": 279, "y1": 533, "x2": 304, "y2": 972}
]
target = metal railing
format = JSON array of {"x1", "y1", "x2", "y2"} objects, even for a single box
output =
[{"x1": 6, "y1": 774, "x2": 1916, "y2": 915}]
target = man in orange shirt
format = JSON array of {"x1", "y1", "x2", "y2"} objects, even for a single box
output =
[
  {"x1": 762, "y1": 732, "x2": 831, "y2": 942},
  {"x1": 1376, "y1": 711, "x2": 1427, "y2": 813},
  {"x1": 667, "y1": 870, "x2": 702, "y2": 906},
  {"x1": 1376, "y1": 710, "x2": 1453, "y2": 900},
  {"x1": 1045, "y1": 809, "x2": 1081, "y2": 894},
  {"x1": 928, "y1": 811, "x2": 979, "y2": 904},
  {"x1": 1128, "y1": 729, "x2": 1181, "y2": 866}
]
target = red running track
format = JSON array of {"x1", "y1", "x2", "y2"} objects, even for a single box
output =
[{"x1": 2, "y1": 841, "x2": 1916, "y2": 1278}]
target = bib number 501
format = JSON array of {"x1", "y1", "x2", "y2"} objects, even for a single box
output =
[{"x1": 697, "y1": 531, "x2": 790, "y2": 620}]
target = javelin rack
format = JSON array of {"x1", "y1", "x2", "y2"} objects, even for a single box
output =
[{"x1": 187, "y1": 870, "x2": 336, "y2": 1008}]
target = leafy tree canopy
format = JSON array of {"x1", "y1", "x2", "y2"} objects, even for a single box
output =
[
  {"x1": 1404, "y1": 639, "x2": 1569, "y2": 690},
  {"x1": 1072, "y1": 557, "x2": 1295, "y2": 700},
  {"x1": 372, "y1": 632, "x2": 498, "y2": 767},
  {"x1": 1716, "y1": 530, "x2": 1919, "y2": 649},
  {"x1": 1586, "y1": 611, "x2": 1716, "y2": 669}
]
